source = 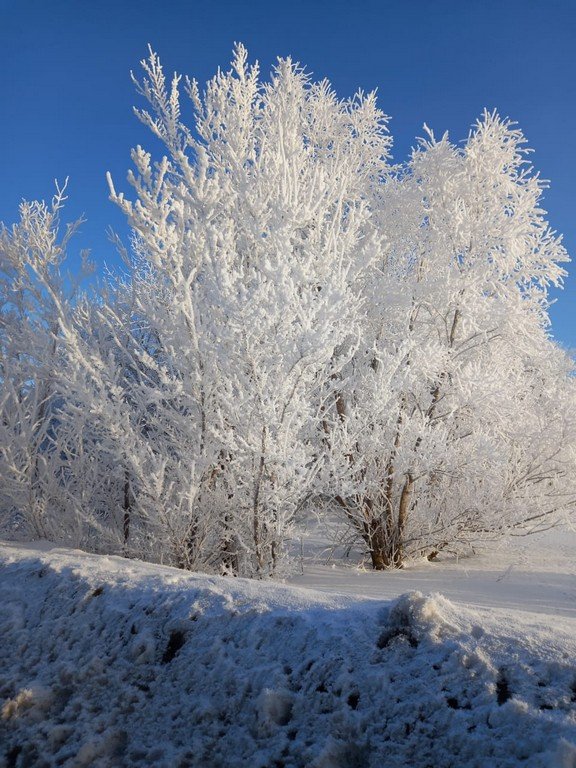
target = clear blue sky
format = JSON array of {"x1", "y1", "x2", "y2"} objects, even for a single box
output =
[{"x1": 1, "y1": 0, "x2": 575, "y2": 348}]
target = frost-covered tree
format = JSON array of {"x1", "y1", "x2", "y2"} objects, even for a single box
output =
[
  {"x1": 1, "y1": 48, "x2": 574, "y2": 574},
  {"x1": 104, "y1": 45, "x2": 391, "y2": 575},
  {"x1": 325, "y1": 112, "x2": 576, "y2": 567},
  {"x1": 0, "y1": 185, "x2": 101, "y2": 543}
]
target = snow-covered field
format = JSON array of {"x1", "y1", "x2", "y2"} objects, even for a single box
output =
[{"x1": 1, "y1": 530, "x2": 576, "y2": 767}]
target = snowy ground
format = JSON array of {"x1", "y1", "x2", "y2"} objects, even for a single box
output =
[{"x1": 1, "y1": 530, "x2": 576, "y2": 767}]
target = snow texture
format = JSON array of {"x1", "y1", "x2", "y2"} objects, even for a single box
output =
[{"x1": 1, "y1": 537, "x2": 576, "y2": 767}]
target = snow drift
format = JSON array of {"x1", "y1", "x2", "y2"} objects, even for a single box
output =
[{"x1": 1, "y1": 542, "x2": 576, "y2": 767}]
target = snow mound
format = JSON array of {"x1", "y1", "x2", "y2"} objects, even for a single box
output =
[{"x1": 1, "y1": 544, "x2": 576, "y2": 767}]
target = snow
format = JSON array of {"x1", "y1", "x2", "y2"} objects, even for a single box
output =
[
  {"x1": 1, "y1": 531, "x2": 576, "y2": 767},
  {"x1": 292, "y1": 528, "x2": 576, "y2": 619}
]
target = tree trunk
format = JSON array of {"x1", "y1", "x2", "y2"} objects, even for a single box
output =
[
  {"x1": 392, "y1": 474, "x2": 414, "y2": 568},
  {"x1": 122, "y1": 469, "x2": 131, "y2": 548},
  {"x1": 220, "y1": 524, "x2": 239, "y2": 575},
  {"x1": 252, "y1": 426, "x2": 267, "y2": 575},
  {"x1": 367, "y1": 516, "x2": 392, "y2": 570}
]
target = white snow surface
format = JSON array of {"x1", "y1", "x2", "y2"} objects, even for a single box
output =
[{"x1": 1, "y1": 531, "x2": 576, "y2": 767}]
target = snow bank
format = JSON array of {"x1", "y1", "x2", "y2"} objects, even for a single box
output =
[{"x1": 1, "y1": 542, "x2": 576, "y2": 767}]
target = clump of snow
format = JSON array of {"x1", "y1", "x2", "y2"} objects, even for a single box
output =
[
  {"x1": 1, "y1": 540, "x2": 576, "y2": 767},
  {"x1": 2, "y1": 686, "x2": 53, "y2": 721}
]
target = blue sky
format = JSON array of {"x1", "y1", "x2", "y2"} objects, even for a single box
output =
[{"x1": 1, "y1": 0, "x2": 575, "y2": 348}]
